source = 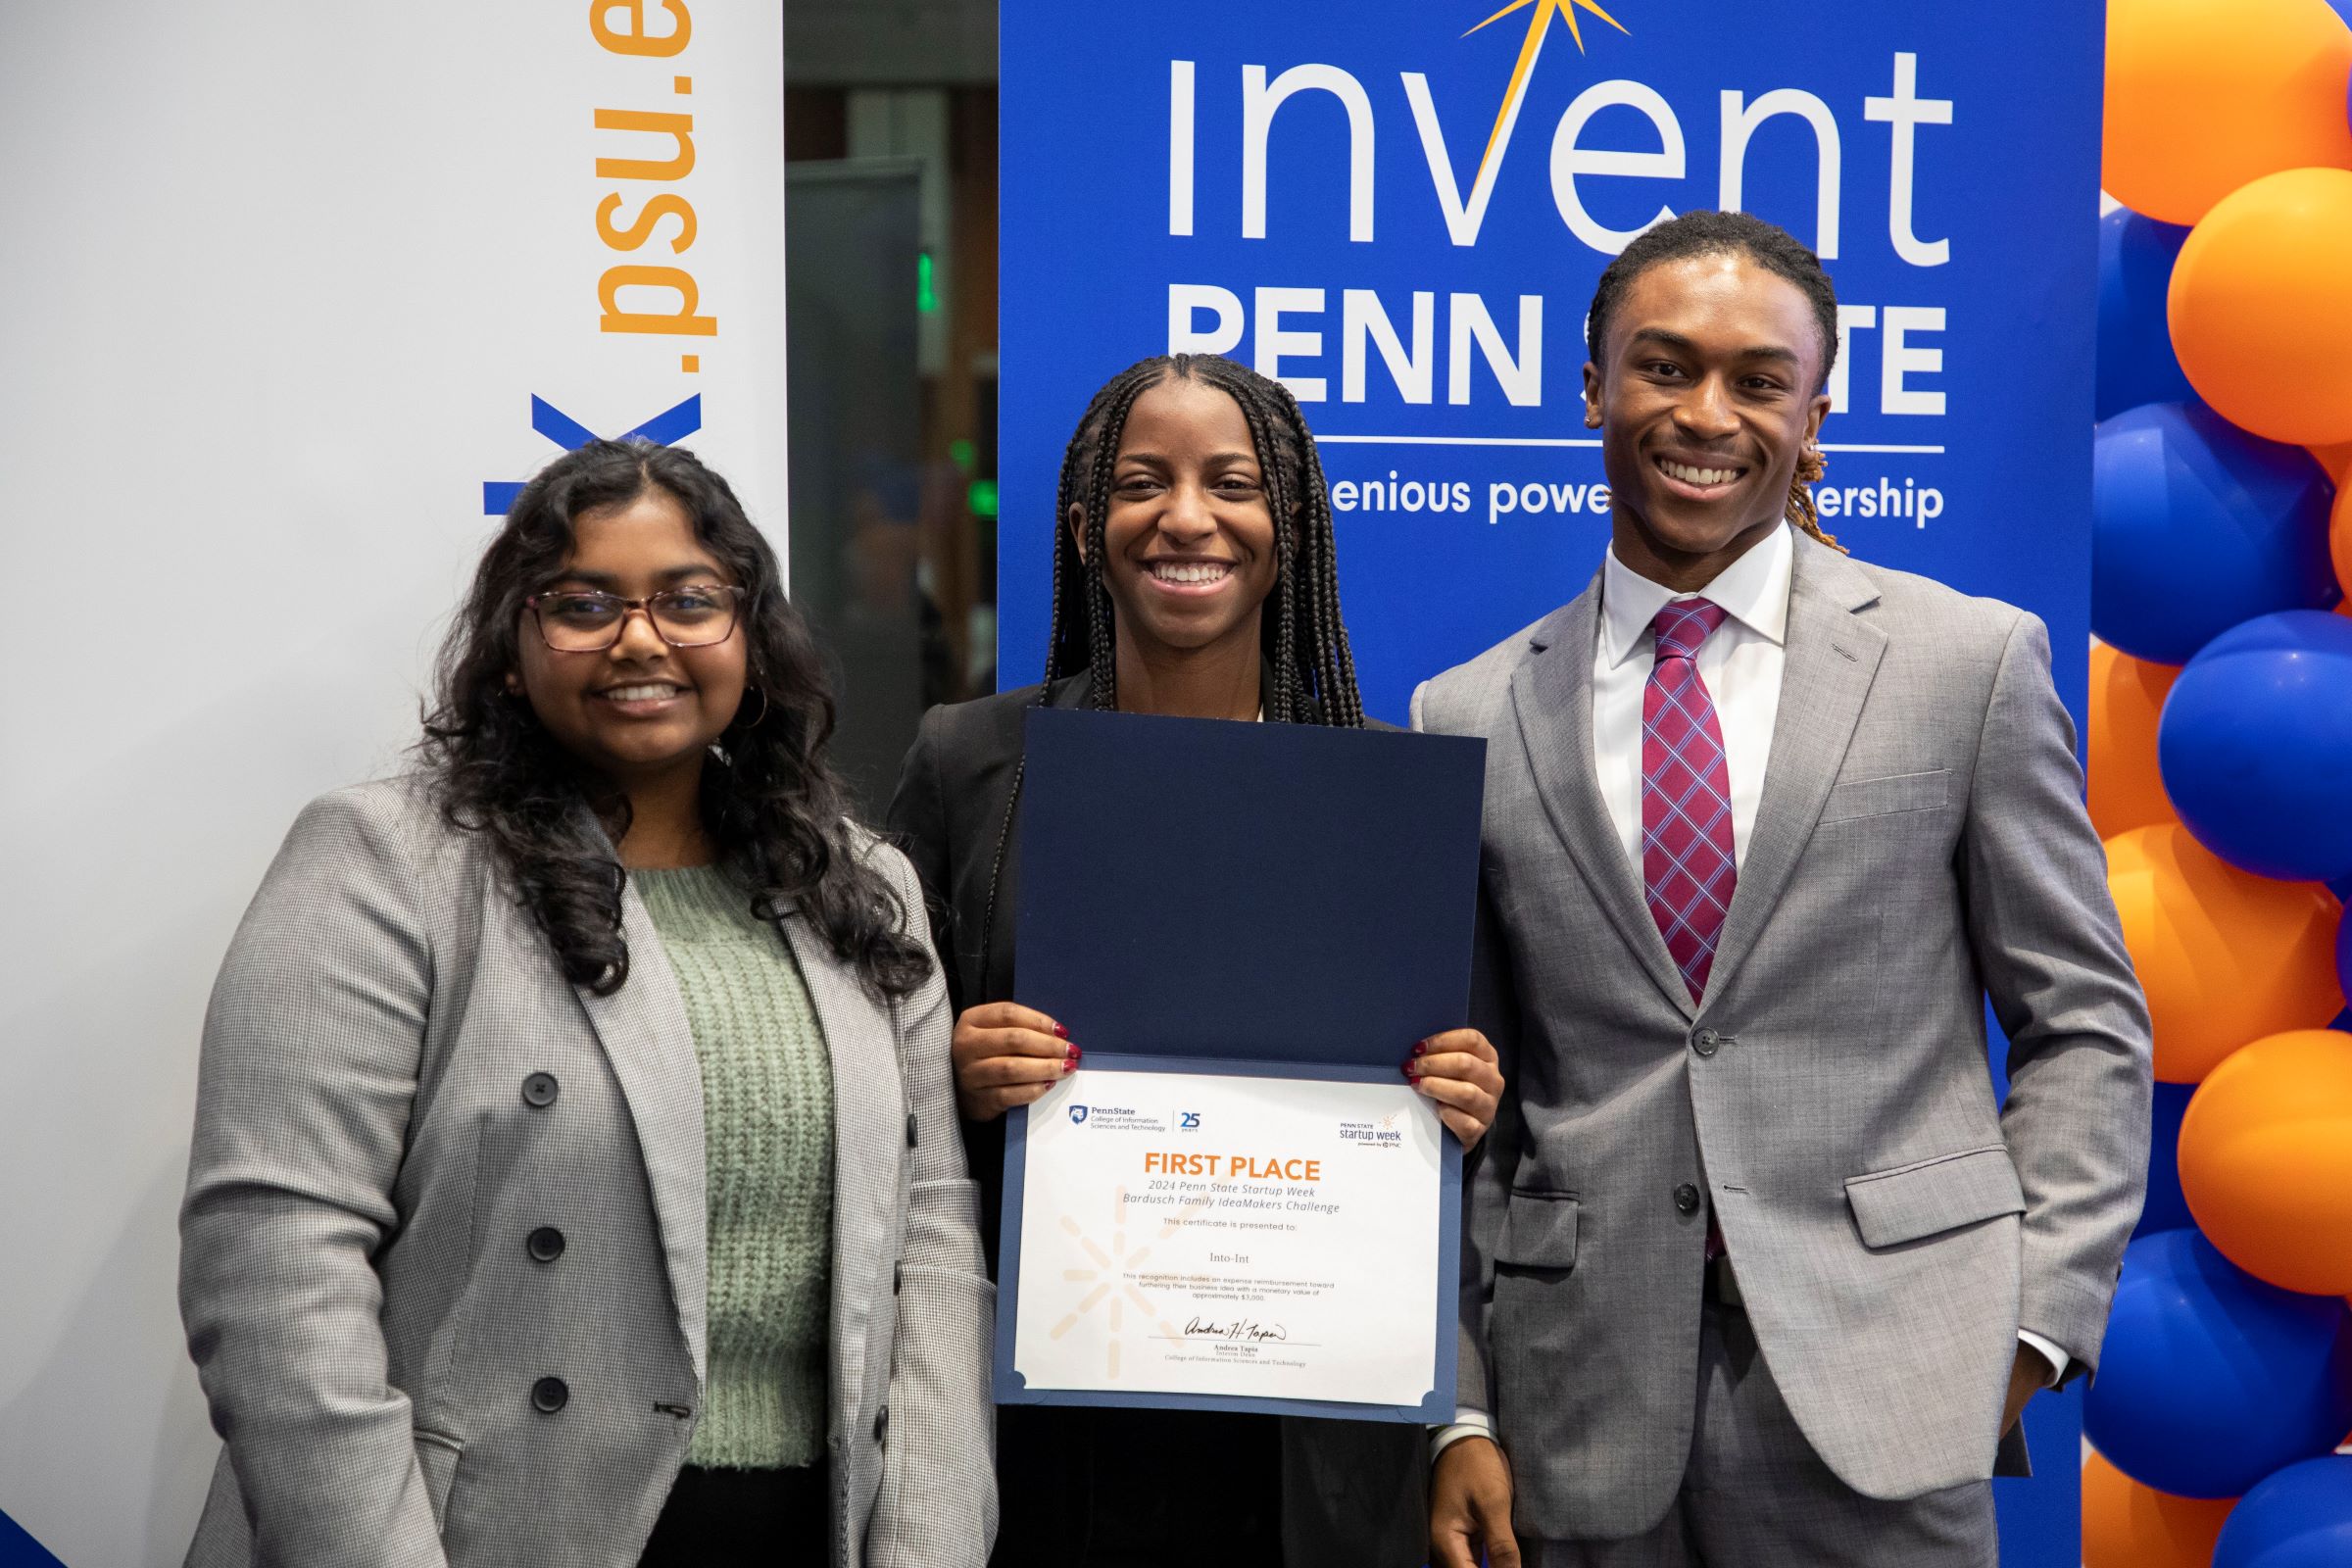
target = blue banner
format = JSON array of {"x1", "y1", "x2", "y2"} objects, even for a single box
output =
[
  {"x1": 1001, "y1": 0, "x2": 2098, "y2": 723},
  {"x1": 1001, "y1": 2, "x2": 2099, "y2": 1560}
]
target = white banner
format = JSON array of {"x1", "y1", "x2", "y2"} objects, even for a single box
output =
[{"x1": 0, "y1": 5, "x2": 785, "y2": 1561}]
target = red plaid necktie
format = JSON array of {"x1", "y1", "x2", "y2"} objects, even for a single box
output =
[
  {"x1": 1643, "y1": 600, "x2": 1737, "y2": 1002},
  {"x1": 1643, "y1": 600, "x2": 1737, "y2": 1258},
  {"x1": 1643, "y1": 601, "x2": 1736, "y2": 1259}
]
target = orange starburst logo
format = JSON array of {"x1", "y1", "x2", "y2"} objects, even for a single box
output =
[{"x1": 1463, "y1": 0, "x2": 1631, "y2": 181}]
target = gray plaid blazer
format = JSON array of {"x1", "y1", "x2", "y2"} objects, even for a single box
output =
[
  {"x1": 179, "y1": 780, "x2": 995, "y2": 1568},
  {"x1": 1412, "y1": 536, "x2": 2151, "y2": 1541}
]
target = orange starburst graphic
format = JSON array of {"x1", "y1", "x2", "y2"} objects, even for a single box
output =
[
  {"x1": 1050, "y1": 1185, "x2": 1212, "y2": 1378},
  {"x1": 1462, "y1": 0, "x2": 1631, "y2": 176}
]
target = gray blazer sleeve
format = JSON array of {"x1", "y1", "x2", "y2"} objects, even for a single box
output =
[
  {"x1": 866, "y1": 847, "x2": 998, "y2": 1567},
  {"x1": 178, "y1": 789, "x2": 451, "y2": 1568},
  {"x1": 1960, "y1": 613, "x2": 2153, "y2": 1379}
]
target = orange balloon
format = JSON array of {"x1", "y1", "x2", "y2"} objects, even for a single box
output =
[
  {"x1": 2105, "y1": 823, "x2": 2346, "y2": 1083},
  {"x1": 2170, "y1": 168, "x2": 2352, "y2": 444},
  {"x1": 2311, "y1": 438, "x2": 2352, "y2": 482},
  {"x1": 2082, "y1": 1449, "x2": 2235, "y2": 1568},
  {"x1": 2180, "y1": 1028, "x2": 2352, "y2": 1294},
  {"x1": 2104, "y1": 0, "x2": 2352, "y2": 224},
  {"x1": 2089, "y1": 643, "x2": 2180, "y2": 838}
]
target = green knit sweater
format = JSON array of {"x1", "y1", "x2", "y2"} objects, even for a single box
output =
[{"x1": 637, "y1": 864, "x2": 834, "y2": 1470}]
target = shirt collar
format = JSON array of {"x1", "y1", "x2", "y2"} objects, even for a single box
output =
[{"x1": 1599, "y1": 520, "x2": 1795, "y2": 668}]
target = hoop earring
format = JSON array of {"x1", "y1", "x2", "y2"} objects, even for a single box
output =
[{"x1": 735, "y1": 688, "x2": 769, "y2": 730}]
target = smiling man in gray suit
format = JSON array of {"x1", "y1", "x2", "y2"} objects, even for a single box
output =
[{"x1": 1414, "y1": 211, "x2": 2152, "y2": 1567}]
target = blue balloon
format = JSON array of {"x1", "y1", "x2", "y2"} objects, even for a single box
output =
[
  {"x1": 2159, "y1": 612, "x2": 2352, "y2": 882},
  {"x1": 2083, "y1": 1231, "x2": 2352, "y2": 1498},
  {"x1": 2214, "y1": 1455, "x2": 2352, "y2": 1568},
  {"x1": 2133, "y1": 1078, "x2": 2197, "y2": 1239},
  {"x1": 2091, "y1": 402, "x2": 2337, "y2": 664},
  {"x1": 2097, "y1": 209, "x2": 2197, "y2": 420}
]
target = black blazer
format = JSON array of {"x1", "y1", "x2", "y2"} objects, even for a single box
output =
[{"x1": 885, "y1": 672, "x2": 1428, "y2": 1568}]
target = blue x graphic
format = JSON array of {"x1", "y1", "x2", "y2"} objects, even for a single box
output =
[{"x1": 481, "y1": 393, "x2": 703, "y2": 514}]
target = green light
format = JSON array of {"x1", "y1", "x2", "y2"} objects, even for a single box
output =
[
  {"x1": 967, "y1": 478, "x2": 999, "y2": 518},
  {"x1": 916, "y1": 250, "x2": 939, "y2": 314},
  {"x1": 949, "y1": 438, "x2": 976, "y2": 472}
]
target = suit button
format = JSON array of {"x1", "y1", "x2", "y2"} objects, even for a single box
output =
[
  {"x1": 1691, "y1": 1029, "x2": 1720, "y2": 1058},
  {"x1": 1674, "y1": 1184, "x2": 1701, "y2": 1215},
  {"x1": 873, "y1": 1403, "x2": 889, "y2": 1442},
  {"x1": 531, "y1": 1376, "x2": 569, "y2": 1413},
  {"x1": 521, "y1": 1071, "x2": 560, "y2": 1107},
  {"x1": 526, "y1": 1226, "x2": 566, "y2": 1263}
]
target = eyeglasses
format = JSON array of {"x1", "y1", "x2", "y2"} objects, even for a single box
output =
[{"x1": 524, "y1": 585, "x2": 748, "y2": 652}]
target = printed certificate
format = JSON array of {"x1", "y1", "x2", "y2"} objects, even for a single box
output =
[{"x1": 1006, "y1": 1065, "x2": 1445, "y2": 1410}]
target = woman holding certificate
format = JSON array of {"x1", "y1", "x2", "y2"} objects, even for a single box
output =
[
  {"x1": 888, "y1": 354, "x2": 1504, "y2": 1568},
  {"x1": 179, "y1": 441, "x2": 993, "y2": 1568}
]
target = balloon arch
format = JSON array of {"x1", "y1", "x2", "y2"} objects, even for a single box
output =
[{"x1": 2085, "y1": 0, "x2": 2352, "y2": 1562}]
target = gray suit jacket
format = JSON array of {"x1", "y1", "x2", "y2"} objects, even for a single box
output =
[
  {"x1": 179, "y1": 780, "x2": 995, "y2": 1568},
  {"x1": 1411, "y1": 536, "x2": 2151, "y2": 1541}
]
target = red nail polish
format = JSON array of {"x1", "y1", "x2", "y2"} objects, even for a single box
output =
[
  {"x1": 1401, "y1": 1063, "x2": 1419, "y2": 1080},
  {"x1": 1411, "y1": 1040, "x2": 1428, "y2": 1057},
  {"x1": 1052, "y1": 1022, "x2": 1070, "y2": 1041}
]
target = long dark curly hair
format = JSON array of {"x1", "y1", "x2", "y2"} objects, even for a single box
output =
[{"x1": 420, "y1": 438, "x2": 931, "y2": 999}]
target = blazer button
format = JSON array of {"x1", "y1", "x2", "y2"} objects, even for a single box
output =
[
  {"x1": 1674, "y1": 1183, "x2": 1701, "y2": 1215},
  {"x1": 526, "y1": 1226, "x2": 566, "y2": 1263},
  {"x1": 872, "y1": 1403, "x2": 889, "y2": 1442},
  {"x1": 1691, "y1": 1029, "x2": 1720, "y2": 1058},
  {"x1": 521, "y1": 1071, "x2": 560, "y2": 1107},
  {"x1": 531, "y1": 1376, "x2": 570, "y2": 1413}
]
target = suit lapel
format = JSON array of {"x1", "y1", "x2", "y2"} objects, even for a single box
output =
[
  {"x1": 780, "y1": 908, "x2": 900, "y2": 1426},
  {"x1": 1510, "y1": 574, "x2": 1697, "y2": 1018},
  {"x1": 1701, "y1": 539, "x2": 1886, "y2": 1008},
  {"x1": 575, "y1": 882, "x2": 710, "y2": 1381}
]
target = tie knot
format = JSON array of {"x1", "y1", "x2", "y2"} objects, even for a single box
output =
[{"x1": 1649, "y1": 599, "x2": 1728, "y2": 662}]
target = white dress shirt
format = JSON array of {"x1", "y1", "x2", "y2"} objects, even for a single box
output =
[
  {"x1": 1433, "y1": 523, "x2": 2062, "y2": 1463},
  {"x1": 1592, "y1": 521, "x2": 1792, "y2": 870}
]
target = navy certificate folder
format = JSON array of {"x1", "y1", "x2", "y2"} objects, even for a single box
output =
[{"x1": 994, "y1": 706, "x2": 1488, "y2": 1422}]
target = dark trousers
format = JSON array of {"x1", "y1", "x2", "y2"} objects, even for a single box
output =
[
  {"x1": 993, "y1": 1404, "x2": 1284, "y2": 1567},
  {"x1": 639, "y1": 1462, "x2": 830, "y2": 1566}
]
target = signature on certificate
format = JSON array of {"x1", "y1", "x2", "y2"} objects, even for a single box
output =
[{"x1": 1184, "y1": 1315, "x2": 1291, "y2": 1344}]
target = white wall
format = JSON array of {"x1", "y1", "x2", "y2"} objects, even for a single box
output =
[{"x1": 0, "y1": 6, "x2": 786, "y2": 1560}]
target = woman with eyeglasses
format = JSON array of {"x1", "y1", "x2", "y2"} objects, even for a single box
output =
[{"x1": 178, "y1": 439, "x2": 993, "y2": 1568}]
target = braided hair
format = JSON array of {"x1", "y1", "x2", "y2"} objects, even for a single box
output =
[
  {"x1": 1585, "y1": 210, "x2": 1846, "y2": 553},
  {"x1": 1041, "y1": 353, "x2": 1365, "y2": 727},
  {"x1": 971, "y1": 358, "x2": 1368, "y2": 985}
]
